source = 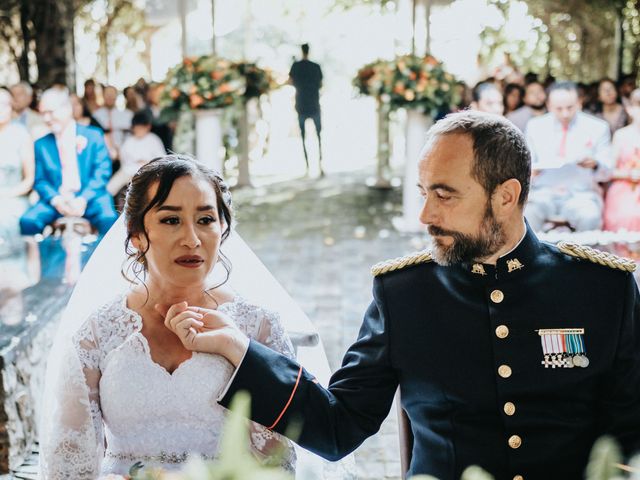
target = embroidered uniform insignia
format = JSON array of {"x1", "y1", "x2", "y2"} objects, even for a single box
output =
[
  {"x1": 506, "y1": 258, "x2": 524, "y2": 273},
  {"x1": 471, "y1": 264, "x2": 487, "y2": 275}
]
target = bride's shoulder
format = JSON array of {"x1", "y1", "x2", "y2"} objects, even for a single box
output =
[
  {"x1": 73, "y1": 293, "x2": 141, "y2": 344},
  {"x1": 219, "y1": 295, "x2": 280, "y2": 338}
]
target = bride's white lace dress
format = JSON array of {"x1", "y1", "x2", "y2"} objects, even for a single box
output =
[{"x1": 41, "y1": 293, "x2": 296, "y2": 479}]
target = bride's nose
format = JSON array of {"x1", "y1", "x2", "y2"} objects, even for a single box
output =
[{"x1": 180, "y1": 222, "x2": 201, "y2": 249}]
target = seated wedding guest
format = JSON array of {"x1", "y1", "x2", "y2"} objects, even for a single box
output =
[
  {"x1": 82, "y1": 78, "x2": 101, "y2": 114},
  {"x1": 107, "y1": 111, "x2": 165, "y2": 200},
  {"x1": 604, "y1": 88, "x2": 640, "y2": 231},
  {"x1": 591, "y1": 78, "x2": 628, "y2": 135},
  {"x1": 470, "y1": 81, "x2": 504, "y2": 116},
  {"x1": 451, "y1": 81, "x2": 471, "y2": 112},
  {"x1": 123, "y1": 85, "x2": 144, "y2": 114},
  {"x1": 94, "y1": 85, "x2": 133, "y2": 159},
  {"x1": 503, "y1": 83, "x2": 524, "y2": 115},
  {"x1": 19, "y1": 87, "x2": 117, "y2": 236},
  {"x1": 0, "y1": 87, "x2": 34, "y2": 255},
  {"x1": 143, "y1": 82, "x2": 173, "y2": 150},
  {"x1": 10, "y1": 81, "x2": 47, "y2": 139},
  {"x1": 525, "y1": 81, "x2": 611, "y2": 231},
  {"x1": 163, "y1": 111, "x2": 640, "y2": 480},
  {"x1": 618, "y1": 74, "x2": 637, "y2": 108},
  {"x1": 70, "y1": 93, "x2": 104, "y2": 131},
  {"x1": 506, "y1": 80, "x2": 546, "y2": 132},
  {"x1": 40, "y1": 155, "x2": 295, "y2": 479}
]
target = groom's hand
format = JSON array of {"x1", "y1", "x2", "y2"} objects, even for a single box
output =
[{"x1": 156, "y1": 302, "x2": 250, "y2": 367}]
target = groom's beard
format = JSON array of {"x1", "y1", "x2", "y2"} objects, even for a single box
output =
[{"x1": 428, "y1": 204, "x2": 506, "y2": 266}]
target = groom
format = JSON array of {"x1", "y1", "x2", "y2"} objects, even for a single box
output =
[{"x1": 164, "y1": 111, "x2": 640, "y2": 480}]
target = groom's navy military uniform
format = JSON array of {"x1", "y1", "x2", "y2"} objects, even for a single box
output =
[{"x1": 220, "y1": 227, "x2": 640, "y2": 480}]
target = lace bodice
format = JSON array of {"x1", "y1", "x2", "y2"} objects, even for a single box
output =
[{"x1": 42, "y1": 294, "x2": 296, "y2": 479}]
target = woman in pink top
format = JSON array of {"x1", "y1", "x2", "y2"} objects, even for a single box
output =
[{"x1": 604, "y1": 88, "x2": 640, "y2": 231}]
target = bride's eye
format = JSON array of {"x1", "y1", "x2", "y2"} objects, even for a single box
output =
[
  {"x1": 160, "y1": 216, "x2": 180, "y2": 225},
  {"x1": 198, "y1": 216, "x2": 217, "y2": 225}
]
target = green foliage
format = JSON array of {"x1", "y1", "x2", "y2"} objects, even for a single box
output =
[
  {"x1": 460, "y1": 466, "x2": 495, "y2": 480},
  {"x1": 585, "y1": 436, "x2": 625, "y2": 480},
  {"x1": 479, "y1": 0, "x2": 638, "y2": 82},
  {"x1": 353, "y1": 54, "x2": 459, "y2": 117}
]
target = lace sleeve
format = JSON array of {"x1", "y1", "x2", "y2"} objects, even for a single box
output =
[
  {"x1": 40, "y1": 316, "x2": 105, "y2": 479},
  {"x1": 248, "y1": 308, "x2": 296, "y2": 472}
]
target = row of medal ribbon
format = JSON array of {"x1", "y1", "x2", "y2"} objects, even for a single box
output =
[{"x1": 539, "y1": 331, "x2": 589, "y2": 369}]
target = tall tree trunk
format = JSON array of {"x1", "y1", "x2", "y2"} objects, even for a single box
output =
[
  {"x1": 616, "y1": 8, "x2": 624, "y2": 79},
  {"x1": 32, "y1": 0, "x2": 76, "y2": 89},
  {"x1": 18, "y1": 1, "x2": 32, "y2": 82}
]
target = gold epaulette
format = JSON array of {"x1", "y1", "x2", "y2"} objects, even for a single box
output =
[
  {"x1": 557, "y1": 241, "x2": 636, "y2": 273},
  {"x1": 371, "y1": 250, "x2": 433, "y2": 277}
]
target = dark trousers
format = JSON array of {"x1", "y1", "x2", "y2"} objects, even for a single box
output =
[
  {"x1": 20, "y1": 194, "x2": 118, "y2": 235},
  {"x1": 297, "y1": 110, "x2": 322, "y2": 171}
]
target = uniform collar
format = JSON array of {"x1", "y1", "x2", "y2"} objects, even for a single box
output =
[{"x1": 462, "y1": 220, "x2": 540, "y2": 281}]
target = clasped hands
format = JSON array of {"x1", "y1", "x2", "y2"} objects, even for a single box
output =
[
  {"x1": 51, "y1": 194, "x2": 87, "y2": 216},
  {"x1": 155, "y1": 302, "x2": 250, "y2": 367}
]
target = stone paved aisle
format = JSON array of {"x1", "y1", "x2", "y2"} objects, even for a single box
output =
[{"x1": 233, "y1": 171, "x2": 428, "y2": 480}]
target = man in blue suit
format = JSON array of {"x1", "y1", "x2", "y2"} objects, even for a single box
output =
[{"x1": 20, "y1": 87, "x2": 117, "y2": 236}]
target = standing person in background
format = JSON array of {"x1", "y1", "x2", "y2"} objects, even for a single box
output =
[
  {"x1": 289, "y1": 43, "x2": 324, "y2": 176},
  {"x1": 0, "y1": 87, "x2": 34, "y2": 255},
  {"x1": 94, "y1": 85, "x2": 134, "y2": 161},
  {"x1": 591, "y1": 78, "x2": 628, "y2": 136},
  {"x1": 10, "y1": 82, "x2": 47, "y2": 140},
  {"x1": 506, "y1": 81, "x2": 547, "y2": 132},
  {"x1": 604, "y1": 88, "x2": 640, "y2": 232}
]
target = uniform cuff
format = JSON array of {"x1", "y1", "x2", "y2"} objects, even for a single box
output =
[{"x1": 217, "y1": 343, "x2": 250, "y2": 402}]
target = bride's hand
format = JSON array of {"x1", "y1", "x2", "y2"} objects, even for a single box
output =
[{"x1": 156, "y1": 302, "x2": 250, "y2": 366}]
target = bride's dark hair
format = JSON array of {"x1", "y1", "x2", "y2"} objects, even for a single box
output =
[{"x1": 121, "y1": 154, "x2": 233, "y2": 294}]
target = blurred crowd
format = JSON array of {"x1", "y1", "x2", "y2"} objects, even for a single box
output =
[
  {"x1": 1, "y1": 71, "x2": 640, "y2": 259},
  {"x1": 0, "y1": 79, "x2": 172, "y2": 255},
  {"x1": 456, "y1": 72, "x2": 640, "y2": 233}
]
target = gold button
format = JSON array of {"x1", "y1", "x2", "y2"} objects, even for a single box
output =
[
  {"x1": 513, "y1": 475, "x2": 524, "y2": 480},
  {"x1": 490, "y1": 289, "x2": 504, "y2": 303},
  {"x1": 495, "y1": 325, "x2": 509, "y2": 339},
  {"x1": 508, "y1": 435, "x2": 522, "y2": 449},
  {"x1": 498, "y1": 365, "x2": 512, "y2": 378},
  {"x1": 504, "y1": 402, "x2": 516, "y2": 416}
]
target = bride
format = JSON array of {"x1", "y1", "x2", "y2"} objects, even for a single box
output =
[{"x1": 39, "y1": 155, "x2": 296, "y2": 478}]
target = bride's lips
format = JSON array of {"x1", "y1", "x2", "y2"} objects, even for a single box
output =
[{"x1": 174, "y1": 255, "x2": 205, "y2": 268}]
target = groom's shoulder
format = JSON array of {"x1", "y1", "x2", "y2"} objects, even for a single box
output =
[{"x1": 371, "y1": 250, "x2": 433, "y2": 277}]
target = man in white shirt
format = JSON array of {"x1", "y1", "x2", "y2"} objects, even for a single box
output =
[
  {"x1": 524, "y1": 82, "x2": 611, "y2": 231},
  {"x1": 19, "y1": 87, "x2": 117, "y2": 235},
  {"x1": 93, "y1": 85, "x2": 133, "y2": 159}
]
